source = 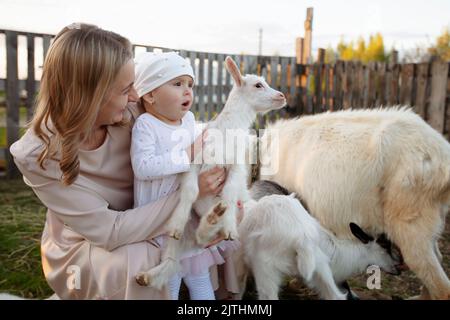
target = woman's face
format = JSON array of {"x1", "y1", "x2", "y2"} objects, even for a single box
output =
[{"x1": 96, "y1": 59, "x2": 139, "y2": 127}]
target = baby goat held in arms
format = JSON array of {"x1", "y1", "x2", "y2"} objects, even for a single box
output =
[
  {"x1": 135, "y1": 56, "x2": 286, "y2": 289},
  {"x1": 234, "y1": 191, "x2": 402, "y2": 300}
]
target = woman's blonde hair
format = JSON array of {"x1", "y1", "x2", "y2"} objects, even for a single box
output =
[{"x1": 32, "y1": 23, "x2": 133, "y2": 185}]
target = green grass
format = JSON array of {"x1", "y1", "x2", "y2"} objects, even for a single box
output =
[
  {"x1": 0, "y1": 127, "x2": 5, "y2": 147},
  {"x1": 0, "y1": 179, "x2": 52, "y2": 299},
  {"x1": 0, "y1": 106, "x2": 29, "y2": 148}
]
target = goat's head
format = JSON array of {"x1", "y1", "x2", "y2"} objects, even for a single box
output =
[
  {"x1": 349, "y1": 222, "x2": 404, "y2": 276},
  {"x1": 224, "y1": 56, "x2": 286, "y2": 113}
]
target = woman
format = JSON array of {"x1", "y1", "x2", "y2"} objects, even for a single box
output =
[{"x1": 9, "y1": 23, "x2": 239, "y2": 299}]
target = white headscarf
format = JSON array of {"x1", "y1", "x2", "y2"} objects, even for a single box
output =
[{"x1": 134, "y1": 51, "x2": 195, "y2": 98}]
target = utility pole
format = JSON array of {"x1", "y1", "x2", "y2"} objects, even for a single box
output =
[
  {"x1": 294, "y1": 7, "x2": 314, "y2": 115},
  {"x1": 258, "y1": 28, "x2": 263, "y2": 56},
  {"x1": 303, "y1": 7, "x2": 313, "y2": 64}
]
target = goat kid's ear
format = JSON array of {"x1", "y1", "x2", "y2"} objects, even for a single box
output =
[
  {"x1": 349, "y1": 222, "x2": 374, "y2": 244},
  {"x1": 375, "y1": 233, "x2": 391, "y2": 249},
  {"x1": 225, "y1": 56, "x2": 243, "y2": 87}
]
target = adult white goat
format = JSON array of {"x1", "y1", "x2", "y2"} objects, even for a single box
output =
[
  {"x1": 136, "y1": 56, "x2": 286, "y2": 289},
  {"x1": 233, "y1": 192, "x2": 402, "y2": 300},
  {"x1": 259, "y1": 107, "x2": 450, "y2": 300}
]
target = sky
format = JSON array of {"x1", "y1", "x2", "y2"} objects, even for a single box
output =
[{"x1": 0, "y1": 0, "x2": 449, "y2": 78}]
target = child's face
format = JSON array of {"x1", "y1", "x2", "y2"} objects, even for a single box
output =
[{"x1": 143, "y1": 75, "x2": 194, "y2": 124}]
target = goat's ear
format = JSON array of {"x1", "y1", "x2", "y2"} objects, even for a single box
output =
[
  {"x1": 375, "y1": 233, "x2": 391, "y2": 249},
  {"x1": 349, "y1": 222, "x2": 374, "y2": 244},
  {"x1": 225, "y1": 56, "x2": 243, "y2": 87}
]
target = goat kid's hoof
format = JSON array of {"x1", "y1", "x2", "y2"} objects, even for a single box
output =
[
  {"x1": 224, "y1": 230, "x2": 238, "y2": 241},
  {"x1": 169, "y1": 229, "x2": 182, "y2": 240},
  {"x1": 207, "y1": 202, "x2": 227, "y2": 225},
  {"x1": 225, "y1": 233, "x2": 234, "y2": 241},
  {"x1": 195, "y1": 232, "x2": 210, "y2": 246},
  {"x1": 135, "y1": 272, "x2": 150, "y2": 286},
  {"x1": 287, "y1": 278, "x2": 304, "y2": 292}
]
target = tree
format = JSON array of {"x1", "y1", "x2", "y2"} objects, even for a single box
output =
[
  {"x1": 355, "y1": 37, "x2": 366, "y2": 61},
  {"x1": 329, "y1": 33, "x2": 388, "y2": 63},
  {"x1": 428, "y1": 28, "x2": 450, "y2": 61},
  {"x1": 325, "y1": 45, "x2": 337, "y2": 64},
  {"x1": 365, "y1": 33, "x2": 386, "y2": 62}
]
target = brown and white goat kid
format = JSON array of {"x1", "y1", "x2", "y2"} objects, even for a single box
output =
[
  {"x1": 260, "y1": 107, "x2": 450, "y2": 299},
  {"x1": 235, "y1": 193, "x2": 402, "y2": 300},
  {"x1": 135, "y1": 56, "x2": 286, "y2": 289}
]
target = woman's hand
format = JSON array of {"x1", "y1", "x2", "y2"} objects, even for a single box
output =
[
  {"x1": 204, "y1": 200, "x2": 244, "y2": 248},
  {"x1": 185, "y1": 129, "x2": 207, "y2": 163},
  {"x1": 198, "y1": 166, "x2": 227, "y2": 197}
]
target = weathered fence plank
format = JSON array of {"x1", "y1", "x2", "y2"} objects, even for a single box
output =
[
  {"x1": 428, "y1": 60, "x2": 449, "y2": 133},
  {"x1": 400, "y1": 63, "x2": 415, "y2": 106},
  {"x1": 216, "y1": 54, "x2": 224, "y2": 112},
  {"x1": 188, "y1": 51, "x2": 198, "y2": 112},
  {"x1": 279, "y1": 57, "x2": 288, "y2": 118},
  {"x1": 322, "y1": 63, "x2": 329, "y2": 111},
  {"x1": 6, "y1": 31, "x2": 20, "y2": 177},
  {"x1": 197, "y1": 52, "x2": 206, "y2": 121},
  {"x1": 377, "y1": 62, "x2": 386, "y2": 107},
  {"x1": 305, "y1": 64, "x2": 313, "y2": 114},
  {"x1": 445, "y1": 71, "x2": 450, "y2": 135},
  {"x1": 313, "y1": 62, "x2": 323, "y2": 113},
  {"x1": 388, "y1": 64, "x2": 400, "y2": 105},
  {"x1": 268, "y1": 56, "x2": 280, "y2": 121},
  {"x1": 342, "y1": 61, "x2": 351, "y2": 109},
  {"x1": 368, "y1": 62, "x2": 377, "y2": 108},
  {"x1": 288, "y1": 57, "x2": 297, "y2": 115},
  {"x1": 414, "y1": 63, "x2": 429, "y2": 119},
  {"x1": 294, "y1": 62, "x2": 305, "y2": 114},
  {"x1": 43, "y1": 35, "x2": 51, "y2": 60},
  {"x1": 333, "y1": 61, "x2": 344, "y2": 111},
  {"x1": 26, "y1": 34, "x2": 36, "y2": 121},
  {"x1": 207, "y1": 52, "x2": 215, "y2": 118},
  {"x1": 353, "y1": 61, "x2": 361, "y2": 108}
]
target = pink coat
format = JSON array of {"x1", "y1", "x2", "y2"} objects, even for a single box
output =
[{"x1": 9, "y1": 102, "x2": 240, "y2": 299}]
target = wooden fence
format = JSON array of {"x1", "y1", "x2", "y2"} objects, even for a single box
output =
[{"x1": 1, "y1": 29, "x2": 450, "y2": 177}]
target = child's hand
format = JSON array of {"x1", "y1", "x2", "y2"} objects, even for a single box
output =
[
  {"x1": 198, "y1": 166, "x2": 227, "y2": 197},
  {"x1": 186, "y1": 129, "x2": 208, "y2": 163}
]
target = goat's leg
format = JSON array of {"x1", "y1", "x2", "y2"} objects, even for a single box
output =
[
  {"x1": 251, "y1": 254, "x2": 281, "y2": 300},
  {"x1": 412, "y1": 239, "x2": 446, "y2": 299},
  {"x1": 136, "y1": 236, "x2": 182, "y2": 290},
  {"x1": 339, "y1": 281, "x2": 360, "y2": 300},
  {"x1": 387, "y1": 206, "x2": 450, "y2": 300},
  {"x1": 233, "y1": 244, "x2": 250, "y2": 300},
  {"x1": 166, "y1": 167, "x2": 200, "y2": 239},
  {"x1": 434, "y1": 239, "x2": 443, "y2": 263},
  {"x1": 306, "y1": 251, "x2": 346, "y2": 300},
  {"x1": 219, "y1": 165, "x2": 249, "y2": 241}
]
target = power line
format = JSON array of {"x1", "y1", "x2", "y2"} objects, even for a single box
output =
[{"x1": 258, "y1": 28, "x2": 263, "y2": 55}]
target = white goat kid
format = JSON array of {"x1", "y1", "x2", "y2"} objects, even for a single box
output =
[
  {"x1": 236, "y1": 193, "x2": 401, "y2": 300},
  {"x1": 136, "y1": 56, "x2": 286, "y2": 289}
]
